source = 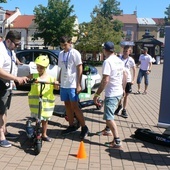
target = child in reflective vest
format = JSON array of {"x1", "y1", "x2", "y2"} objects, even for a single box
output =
[{"x1": 28, "y1": 55, "x2": 59, "y2": 142}]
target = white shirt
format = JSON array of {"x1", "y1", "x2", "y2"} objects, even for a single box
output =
[
  {"x1": 58, "y1": 48, "x2": 82, "y2": 88},
  {"x1": 120, "y1": 56, "x2": 135, "y2": 82},
  {"x1": 103, "y1": 54, "x2": 124, "y2": 97},
  {"x1": 139, "y1": 54, "x2": 152, "y2": 71},
  {"x1": 0, "y1": 41, "x2": 17, "y2": 89}
]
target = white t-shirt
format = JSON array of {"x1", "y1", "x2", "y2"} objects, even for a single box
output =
[
  {"x1": 58, "y1": 48, "x2": 82, "y2": 88},
  {"x1": 139, "y1": 54, "x2": 152, "y2": 71},
  {"x1": 103, "y1": 54, "x2": 124, "y2": 97},
  {"x1": 0, "y1": 41, "x2": 17, "y2": 89},
  {"x1": 120, "y1": 56, "x2": 135, "y2": 82}
]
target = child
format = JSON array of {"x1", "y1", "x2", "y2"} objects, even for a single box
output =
[{"x1": 28, "y1": 55, "x2": 59, "y2": 142}]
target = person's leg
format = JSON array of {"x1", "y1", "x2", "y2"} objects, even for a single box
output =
[
  {"x1": 0, "y1": 90, "x2": 11, "y2": 147},
  {"x1": 143, "y1": 72, "x2": 149, "y2": 94},
  {"x1": 136, "y1": 69, "x2": 143, "y2": 93},
  {"x1": 64, "y1": 101, "x2": 74, "y2": 126},
  {"x1": 103, "y1": 96, "x2": 122, "y2": 147},
  {"x1": 41, "y1": 120, "x2": 51, "y2": 142}
]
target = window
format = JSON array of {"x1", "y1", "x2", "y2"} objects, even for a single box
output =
[
  {"x1": 159, "y1": 28, "x2": 164, "y2": 38},
  {"x1": 126, "y1": 30, "x2": 132, "y2": 41},
  {"x1": 0, "y1": 15, "x2": 3, "y2": 21},
  {"x1": 0, "y1": 27, "x2": 2, "y2": 34}
]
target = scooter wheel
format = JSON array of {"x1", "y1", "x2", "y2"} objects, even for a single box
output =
[
  {"x1": 34, "y1": 139, "x2": 42, "y2": 155},
  {"x1": 96, "y1": 100, "x2": 103, "y2": 110}
]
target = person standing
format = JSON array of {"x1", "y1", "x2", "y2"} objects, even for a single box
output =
[
  {"x1": 114, "y1": 45, "x2": 136, "y2": 118},
  {"x1": 0, "y1": 30, "x2": 28, "y2": 147},
  {"x1": 28, "y1": 55, "x2": 59, "y2": 142},
  {"x1": 136, "y1": 47, "x2": 152, "y2": 95},
  {"x1": 93, "y1": 41, "x2": 127, "y2": 148},
  {"x1": 58, "y1": 36, "x2": 89, "y2": 140}
]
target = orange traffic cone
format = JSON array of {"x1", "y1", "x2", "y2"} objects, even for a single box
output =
[{"x1": 77, "y1": 141, "x2": 87, "y2": 159}]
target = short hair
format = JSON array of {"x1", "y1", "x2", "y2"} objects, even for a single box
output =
[
  {"x1": 123, "y1": 45, "x2": 130, "y2": 50},
  {"x1": 5, "y1": 30, "x2": 21, "y2": 41},
  {"x1": 59, "y1": 36, "x2": 72, "y2": 43}
]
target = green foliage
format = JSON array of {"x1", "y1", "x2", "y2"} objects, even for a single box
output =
[
  {"x1": 164, "y1": 4, "x2": 170, "y2": 25},
  {"x1": 33, "y1": 0, "x2": 76, "y2": 46},
  {"x1": 0, "y1": 0, "x2": 7, "y2": 2},
  {"x1": 75, "y1": 0, "x2": 123, "y2": 54},
  {"x1": 92, "y1": 0, "x2": 121, "y2": 19},
  {"x1": 75, "y1": 15, "x2": 122, "y2": 53}
]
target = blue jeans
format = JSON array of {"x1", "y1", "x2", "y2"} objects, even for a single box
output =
[
  {"x1": 103, "y1": 95, "x2": 122, "y2": 120},
  {"x1": 137, "y1": 69, "x2": 149, "y2": 85}
]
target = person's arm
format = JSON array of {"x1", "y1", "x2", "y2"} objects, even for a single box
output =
[
  {"x1": 147, "y1": 62, "x2": 152, "y2": 73},
  {"x1": 0, "y1": 68, "x2": 28, "y2": 84},
  {"x1": 76, "y1": 64, "x2": 83, "y2": 94},
  {"x1": 131, "y1": 66, "x2": 136, "y2": 84},
  {"x1": 93, "y1": 74, "x2": 109, "y2": 105}
]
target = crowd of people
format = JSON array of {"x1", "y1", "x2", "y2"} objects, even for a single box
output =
[{"x1": 0, "y1": 30, "x2": 153, "y2": 149}]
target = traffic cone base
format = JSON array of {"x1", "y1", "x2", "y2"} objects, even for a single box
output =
[{"x1": 77, "y1": 141, "x2": 87, "y2": 159}]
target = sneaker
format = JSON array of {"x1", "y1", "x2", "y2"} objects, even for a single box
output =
[
  {"x1": 121, "y1": 109, "x2": 128, "y2": 118},
  {"x1": 5, "y1": 133, "x2": 18, "y2": 140},
  {"x1": 61, "y1": 126, "x2": 77, "y2": 135},
  {"x1": 96, "y1": 129, "x2": 112, "y2": 136},
  {"x1": 0, "y1": 140, "x2": 12, "y2": 148},
  {"x1": 80, "y1": 125, "x2": 89, "y2": 140},
  {"x1": 114, "y1": 104, "x2": 122, "y2": 115},
  {"x1": 104, "y1": 141, "x2": 122, "y2": 149}
]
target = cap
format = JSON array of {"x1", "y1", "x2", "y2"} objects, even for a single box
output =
[
  {"x1": 103, "y1": 41, "x2": 114, "y2": 52},
  {"x1": 143, "y1": 47, "x2": 148, "y2": 51}
]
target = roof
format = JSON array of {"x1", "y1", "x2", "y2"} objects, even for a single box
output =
[
  {"x1": 152, "y1": 18, "x2": 165, "y2": 25},
  {"x1": 112, "y1": 14, "x2": 138, "y2": 24},
  {"x1": 137, "y1": 18, "x2": 156, "y2": 25},
  {"x1": 12, "y1": 15, "x2": 35, "y2": 28},
  {"x1": 5, "y1": 10, "x2": 16, "y2": 19}
]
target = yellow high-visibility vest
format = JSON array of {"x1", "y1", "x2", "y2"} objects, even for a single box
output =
[{"x1": 28, "y1": 74, "x2": 55, "y2": 118}]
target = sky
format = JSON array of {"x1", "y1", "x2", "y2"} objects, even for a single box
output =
[{"x1": 1, "y1": 0, "x2": 170, "y2": 24}]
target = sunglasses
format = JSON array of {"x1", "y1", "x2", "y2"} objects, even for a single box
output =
[{"x1": 10, "y1": 39, "x2": 21, "y2": 47}]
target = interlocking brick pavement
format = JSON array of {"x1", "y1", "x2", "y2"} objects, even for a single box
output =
[{"x1": 0, "y1": 63, "x2": 170, "y2": 170}]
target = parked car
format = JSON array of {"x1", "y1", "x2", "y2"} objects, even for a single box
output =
[{"x1": 16, "y1": 49, "x2": 101, "y2": 91}]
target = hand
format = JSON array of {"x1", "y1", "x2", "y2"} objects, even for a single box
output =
[
  {"x1": 76, "y1": 85, "x2": 82, "y2": 94},
  {"x1": 15, "y1": 77, "x2": 29, "y2": 84},
  {"x1": 93, "y1": 96, "x2": 100, "y2": 106}
]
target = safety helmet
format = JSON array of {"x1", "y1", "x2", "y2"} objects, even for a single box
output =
[{"x1": 35, "y1": 55, "x2": 49, "y2": 67}]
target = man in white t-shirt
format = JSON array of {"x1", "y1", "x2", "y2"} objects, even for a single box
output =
[
  {"x1": 114, "y1": 45, "x2": 136, "y2": 118},
  {"x1": 0, "y1": 31, "x2": 28, "y2": 148},
  {"x1": 93, "y1": 41, "x2": 127, "y2": 149},
  {"x1": 136, "y1": 47, "x2": 152, "y2": 95},
  {"x1": 58, "y1": 36, "x2": 89, "y2": 140}
]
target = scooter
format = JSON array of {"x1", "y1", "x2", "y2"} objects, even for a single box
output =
[{"x1": 25, "y1": 79, "x2": 57, "y2": 155}]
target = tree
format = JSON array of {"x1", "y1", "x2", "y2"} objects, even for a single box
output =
[
  {"x1": 164, "y1": 4, "x2": 170, "y2": 25},
  {"x1": 33, "y1": 0, "x2": 76, "y2": 46},
  {"x1": 0, "y1": 0, "x2": 7, "y2": 2},
  {"x1": 75, "y1": 0, "x2": 123, "y2": 55},
  {"x1": 92, "y1": 0, "x2": 122, "y2": 19},
  {"x1": 75, "y1": 15, "x2": 122, "y2": 54}
]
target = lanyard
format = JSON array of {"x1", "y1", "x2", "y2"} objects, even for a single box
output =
[
  {"x1": 121, "y1": 56, "x2": 129, "y2": 68},
  {"x1": 62, "y1": 50, "x2": 70, "y2": 69}
]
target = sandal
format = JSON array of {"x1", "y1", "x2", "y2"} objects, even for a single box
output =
[
  {"x1": 135, "y1": 91, "x2": 141, "y2": 94},
  {"x1": 42, "y1": 136, "x2": 52, "y2": 142},
  {"x1": 142, "y1": 91, "x2": 147, "y2": 95}
]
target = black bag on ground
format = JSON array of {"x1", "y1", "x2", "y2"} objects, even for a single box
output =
[
  {"x1": 134, "y1": 128, "x2": 170, "y2": 147},
  {"x1": 0, "y1": 78, "x2": 10, "y2": 90}
]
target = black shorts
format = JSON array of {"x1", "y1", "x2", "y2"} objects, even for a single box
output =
[
  {"x1": 0, "y1": 90, "x2": 12, "y2": 115},
  {"x1": 125, "y1": 82, "x2": 132, "y2": 93}
]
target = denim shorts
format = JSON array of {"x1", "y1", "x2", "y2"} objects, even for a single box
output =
[
  {"x1": 0, "y1": 90, "x2": 12, "y2": 115},
  {"x1": 60, "y1": 88, "x2": 79, "y2": 102},
  {"x1": 103, "y1": 95, "x2": 122, "y2": 120},
  {"x1": 137, "y1": 69, "x2": 149, "y2": 85}
]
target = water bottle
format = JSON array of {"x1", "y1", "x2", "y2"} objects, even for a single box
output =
[{"x1": 26, "y1": 120, "x2": 34, "y2": 138}]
